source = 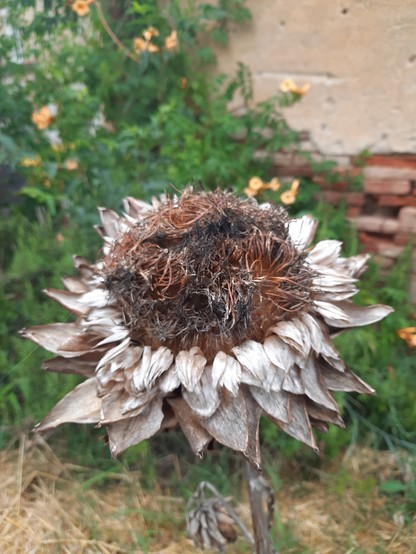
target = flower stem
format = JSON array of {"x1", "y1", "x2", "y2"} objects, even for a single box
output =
[{"x1": 244, "y1": 461, "x2": 277, "y2": 554}]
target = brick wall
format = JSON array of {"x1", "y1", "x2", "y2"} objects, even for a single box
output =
[{"x1": 270, "y1": 151, "x2": 416, "y2": 302}]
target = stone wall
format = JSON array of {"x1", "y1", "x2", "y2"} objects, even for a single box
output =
[
  {"x1": 269, "y1": 151, "x2": 416, "y2": 302},
  {"x1": 216, "y1": 1, "x2": 416, "y2": 300}
]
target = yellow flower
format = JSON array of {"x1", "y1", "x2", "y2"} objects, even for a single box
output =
[
  {"x1": 280, "y1": 190, "x2": 296, "y2": 205},
  {"x1": 397, "y1": 327, "x2": 416, "y2": 348},
  {"x1": 280, "y1": 78, "x2": 311, "y2": 96},
  {"x1": 142, "y1": 27, "x2": 159, "y2": 42},
  {"x1": 71, "y1": 0, "x2": 93, "y2": 17},
  {"x1": 65, "y1": 159, "x2": 79, "y2": 171},
  {"x1": 20, "y1": 156, "x2": 42, "y2": 167},
  {"x1": 43, "y1": 178, "x2": 51, "y2": 189},
  {"x1": 31, "y1": 105, "x2": 56, "y2": 130},
  {"x1": 165, "y1": 30, "x2": 178, "y2": 51}
]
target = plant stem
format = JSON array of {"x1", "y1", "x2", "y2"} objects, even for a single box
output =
[{"x1": 244, "y1": 461, "x2": 277, "y2": 554}]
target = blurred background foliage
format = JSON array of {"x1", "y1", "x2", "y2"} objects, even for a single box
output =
[{"x1": 0, "y1": 0, "x2": 415, "y2": 481}]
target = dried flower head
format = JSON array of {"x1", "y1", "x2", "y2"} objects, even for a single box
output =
[{"x1": 22, "y1": 189, "x2": 392, "y2": 466}]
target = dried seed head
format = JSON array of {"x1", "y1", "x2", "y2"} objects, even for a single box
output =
[
  {"x1": 22, "y1": 187, "x2": 393, "y2": 463},
  {"x1": 103, "y1": 190, "x2": 313, "y2": 360}
]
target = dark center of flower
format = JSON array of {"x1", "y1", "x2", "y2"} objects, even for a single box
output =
[{"x1": 103, "y1": 190, "x2": 313, "y2": 359}]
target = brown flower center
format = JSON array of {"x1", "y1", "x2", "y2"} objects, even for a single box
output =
[{"x1": 103, "y1": 190, "x2": 313, "y2": 360}]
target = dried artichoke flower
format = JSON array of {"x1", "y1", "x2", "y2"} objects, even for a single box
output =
[{"x1": 22, "y1": 188, "x2": 392, "y2": 466}]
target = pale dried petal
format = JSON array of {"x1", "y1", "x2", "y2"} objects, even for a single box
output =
[
  {"x1": 43, "y1": 288, "x2": 89, "y2": 316},
  {"x1": 176, "y1": 347, "x2": 207, "y2": 391},
  {"x1": 144, "y1": 347, "x2": 174, "y2": 388},
  {"x1": 329, "y1": 302, "x2": 394, "y2": 328},
  {"x1": 168, "y1": 397, "x2": 212, "y2": 456},
  {"x1": 271, "y1": 395, "x2": 317, "y2": 451},
  {"x1": 96, "y1": 337, "x2": 131, "y2": 370},
  {"x1": 21, "y1": 324, "x2": 99, "y2": 357},
  {"x1": 305, "y1": 399, "x2": 345, "y2": 428},
  {"x1": 298, "y1": 357, "x2": 338, "y2": 410},
  {"x1": 282, "y1": 365, "x2": 304, "y2": 395},
  {"x1": 249, "y1": 386, "x2": 290, "y2": 423},
  {"x1": 183, "y1": 366, "x2": 220, "y2": 417},
  {"x1": 201, "y1": 388, "x2": 262, "y2": 467},
  {"x1": 322, "y1": 365, "x2": 375, "y2": 394},
  {"x1": 131, "y1": 346, "x2": 152, "y2": 392},
  {"x1": 287, "y1": 215, "x2": 318, "y2": 250},
  {"x1": 263, "y1": 334, "x2": 296, "y2": 371},
  {"x1": 270, "y1": 319, "x2": 310, "y2": 357},
  {"x1": 232, "y1": 340, "x2": 272, "y2": 391},
  {"x1": 62, "y1": 276, "x2": 89, "y2": 293},
  {"x1": 212, "y1": 351, "x2": 241, "y2": 396},
  {"x1": 107, "y1": 399, "x2": 164, "y2": 456},
  {"x1": 308, "y1": 240, "x2": 342, "y2": 266},
  {"x1": 159, "y1": 367, "x2": 181, "y2": 393},
  {"x1": 35, "y1": 378, "x2": 101, "y2": 432}
]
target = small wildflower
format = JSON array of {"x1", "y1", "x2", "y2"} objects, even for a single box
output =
[
  {"x1": 180, "y1": 77, "x2": 187, "y2": 89},
  {"x1": 397, "y1": 327, "x2": 416, "y2": 348},
  {"x1": 65, "y1": 159, "x2": 79, "y2": 171},
  {"x1": 23, "y1": 188, "x2": 392, "y2": 465},
  {"x1": 43, "y1": 179, "x2": 51, "y2": 189},
  {"x1": 133, "y1": 36, "x2": 159, "y2": 53},
  {"x1": 31, "y1": 105, "x2": 57, "y2": 130},
  {"x1": 266, "y1": 178, "x2": 281, "y2": 192},
  {"x1": 165, "y1": 30, "x2": 178, "y2": 51},
  {"x1": 142, "y1": 27, "x2": 159, "y2": 42},
  {"x1": 71, "y1": 0, "x2": 94, "y2": 17},
  {"x1": 55, "y1": 233, "x2": 65, "y2": 243},
  {"x1": 20, "y1": 156, "x2": 42, "y2": 167},
  {"x1": 280, "y1": 78, "x2": 311, "y2": 96},
  {"x1": 280, "y1": 190, "x2": 296, "y2": 205}
]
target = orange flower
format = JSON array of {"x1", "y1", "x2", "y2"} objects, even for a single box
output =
[
  {"x1": 71, "y1": 0, "x2": 93, "y2": 16},
  {"x1": 142, "y1": 27, "x2": 159, "y2": 41},
  {"x1": 265, "y1": 177, "x2": 280, "y2": 192},
  {"x1": 31, "y1": 105, "x2": 57, "y2": 130},
  {"x1": 397, "y1": 327, "x2": 416, "y2": 348},
  {"x1": 133, "y1": 37, "x2": 159, "y2": 53},
  {"x1": 280, "y1": 190, "x2": 296, "y2": 205},
  {"x1": 65, "y1": 159, "x2": 79, "y2": 171},
  {"x1": 180, "y1": 77, "x2": 187, "y2": 89},
  {"x1": 165, "y1": 30, "x2": 178, "y2": 51},
  {"x1": 280, "y1": 78, "x2": 311, "y2": 96},
  {"x1": 290, "y1": 179, "x2": 300, "y2": 193}
]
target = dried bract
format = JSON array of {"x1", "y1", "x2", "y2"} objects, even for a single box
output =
[{"x1": 22, "y1": 189, "x2": 392, "y2": 466}]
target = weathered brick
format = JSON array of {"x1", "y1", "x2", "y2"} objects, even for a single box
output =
[
  {"x1": 365, "y1": 155, "x2": 416, "y2": 170},
  {"x1": 347, "y1": 192, "x2": 365, "y2": 206},
  {"x1": 394, "y1": 233, "x2": 413, "y2": 246},
  {"x1": 352, "y1": 216, "x2": 399, "y2": 234},
  {"x1": 347, "y1": 206, "x2": 361, "y2": 218},
  {"x1": 398, "y1": 206, "x2": 416, "y2": 233},
  {"x1": 376, "y1": 242, "x2": 404, "y2": 258},
  {"x1": 364, "y1": 179, "x2": 411, "y2": 195},
  {"x1": 323, "y1": 191, "x2": 342, "y2": 203},
  {"x1": 378, "y1": 195, "x2": 416, "y2": 207},
  {"x1": 364, "y1": 166, "x2": 416, "y2": 181}
]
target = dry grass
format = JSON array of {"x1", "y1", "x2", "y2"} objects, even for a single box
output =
[{"x1": 0, "y1": 435, "x2": 415, "y2": 553}]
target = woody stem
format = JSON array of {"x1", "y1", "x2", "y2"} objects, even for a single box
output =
[{"x1": 244, "y1": 461, "x2": 278, "y2": 554}]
